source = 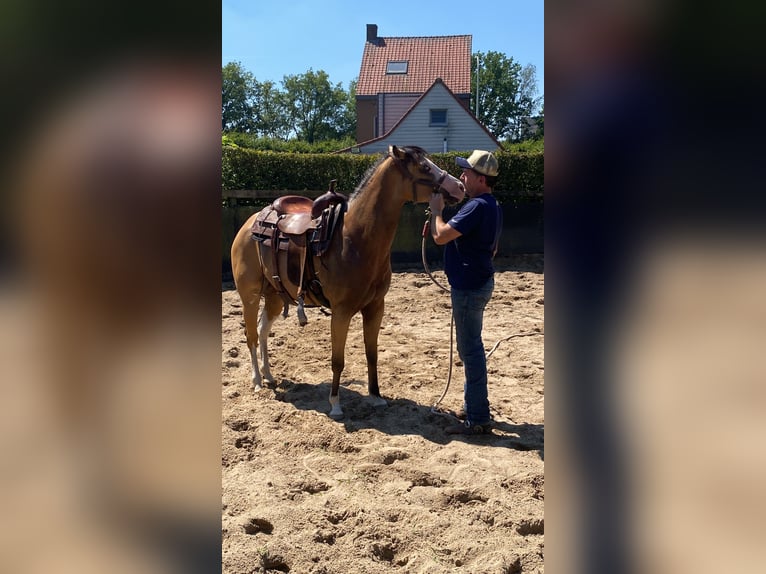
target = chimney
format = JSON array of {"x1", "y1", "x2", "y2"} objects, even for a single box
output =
[{"x1": 366, "y1": 24, "x2": 378, "y2": 44}]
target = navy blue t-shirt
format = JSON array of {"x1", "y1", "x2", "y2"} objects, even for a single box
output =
[{"x1": 444, "y1": 193, "x2": 501, "y2": 290}]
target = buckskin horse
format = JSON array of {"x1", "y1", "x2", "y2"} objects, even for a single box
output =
[{"x1": 230, "y1": 145, "x2": 465, "y2": 418}]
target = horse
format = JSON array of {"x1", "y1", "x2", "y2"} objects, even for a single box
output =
[{"x1": 230, "y1": 145, "x2": 465, "y2": 418}]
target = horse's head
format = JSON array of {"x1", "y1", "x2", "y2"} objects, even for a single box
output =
[{"x1": 389, "y1": 145, "x2": 465, "y2": 205}]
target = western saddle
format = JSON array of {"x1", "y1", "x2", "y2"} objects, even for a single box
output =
[{"x1": 249, "y1": 180, "x2": 348, "y2": 326}]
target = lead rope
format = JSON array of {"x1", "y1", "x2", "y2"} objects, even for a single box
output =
[{"x1": 421, "y1": 213, "x2": 460, "y2": 421}]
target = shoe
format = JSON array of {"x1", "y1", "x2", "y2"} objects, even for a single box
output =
[{"x1": 445, "y1": 420, "x2": 492, "y2": 435}]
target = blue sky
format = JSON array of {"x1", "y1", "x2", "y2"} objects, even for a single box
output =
[{"x1": 222, "y1": 0, "x2": 544, "y2": 97}]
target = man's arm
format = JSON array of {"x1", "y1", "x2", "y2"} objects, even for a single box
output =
[{"x1": 428, "y1": 193, "x2": 462, "y2": 245}]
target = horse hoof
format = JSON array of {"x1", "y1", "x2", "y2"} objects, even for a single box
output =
[
  {"x1": 329, "y1": 407, "x2": 344, "y2": 420},
  {"x1": 370, "y1": 396, "x2": 388, "y2": 408}
]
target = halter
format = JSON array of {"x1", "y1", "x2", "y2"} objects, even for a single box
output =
[{"x1": 389, "y1": 148, "x2": 449, "y2": 202}]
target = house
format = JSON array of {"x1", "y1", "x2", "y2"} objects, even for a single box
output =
[
  {"x1": 343, "y1": 78, "x2": 500, "y2": 155},
  {"x1": 350, "y1": 24, "x2": 500, "y2": 154}
]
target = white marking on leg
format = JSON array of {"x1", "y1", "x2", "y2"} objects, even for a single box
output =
[
  {"x1": 250, "y1": 343, "x2": 262, "y2": 390},
  {"x1": 258, "y1": 311, "x2": 275, "y2": 385},
  {"x1": 329, "y1": 393, "x2": 343, "y2": 419}
]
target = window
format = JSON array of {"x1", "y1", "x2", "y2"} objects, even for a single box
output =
[
  {"x1": 386, "y1": 60, "x2": 408, "y2": 74},
  {"x1": 430, "y1": 109, "x2": 448, "y2": 126}
]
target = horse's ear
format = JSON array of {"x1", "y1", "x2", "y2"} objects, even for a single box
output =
[{"x1": 389, "y1": 145, "x2": 404, "y2": 159}]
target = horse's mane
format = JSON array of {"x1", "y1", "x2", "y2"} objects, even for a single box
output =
[
  {"x1": 349, "y1": 155, "x2": 387, "y2": 202},
  {"x1": 349, "y1": 146, "x2": 426, "y2": 203}
]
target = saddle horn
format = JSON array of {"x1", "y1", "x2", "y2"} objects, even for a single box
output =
[{"x1": 312, "y1": 180, "x2": 347, "y2": 219}]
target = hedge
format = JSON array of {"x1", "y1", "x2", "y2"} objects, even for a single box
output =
[{"x1": 222, "y1": 148, "x2": 543, "y2": 202}]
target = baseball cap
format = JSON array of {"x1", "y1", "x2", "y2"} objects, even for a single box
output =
[{"x1": 455, "y1": 149, "x2": 499, "y2": 177}]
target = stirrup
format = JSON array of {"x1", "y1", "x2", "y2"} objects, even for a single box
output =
[{"x1": 297, "y1": 295, "x2": 308, "y2": 326}]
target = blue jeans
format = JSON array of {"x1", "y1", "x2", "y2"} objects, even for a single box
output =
[{"x1": 451, "y1": 276, "x2": 494, "y2": 425}]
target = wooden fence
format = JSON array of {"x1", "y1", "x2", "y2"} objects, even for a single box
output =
[{"x1": 222, "y1": 190, "x2": 543, "y2": 275}]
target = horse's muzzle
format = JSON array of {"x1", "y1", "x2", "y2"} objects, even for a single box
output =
[{"x1": 438, "y1": 172, "x2": 465, "y2": 205}]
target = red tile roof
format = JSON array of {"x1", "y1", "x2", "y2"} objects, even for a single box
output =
[{"x1": 357, "y1": 34, "x2": 472, "y2": 96}]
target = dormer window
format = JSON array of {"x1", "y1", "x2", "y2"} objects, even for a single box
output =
[{"x1": 386, "y1": 60, "x2": 408, "y2": 74}]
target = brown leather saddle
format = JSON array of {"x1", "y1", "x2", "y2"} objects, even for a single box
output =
[{"x1": 249, "y1": 181, "x2": 347, "y2": 325}]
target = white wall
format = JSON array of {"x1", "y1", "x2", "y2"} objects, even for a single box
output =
[{"x1": 360, "y1": 83, "x2": 499, "y2": 154}]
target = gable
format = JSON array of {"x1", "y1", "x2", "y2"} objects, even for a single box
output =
[{"x1": 348, "y1": 80, "x2": 501, "y2": 154}]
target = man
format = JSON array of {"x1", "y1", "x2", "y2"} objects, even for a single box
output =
[{"x1": 429, "y1": 149, "x2": 502, "y2": 435}]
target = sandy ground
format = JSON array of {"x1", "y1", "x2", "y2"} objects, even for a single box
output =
[{"x1": 221, "y1": 255, "x2": 544, "y2": 573}]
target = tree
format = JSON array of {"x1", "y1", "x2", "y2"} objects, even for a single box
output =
[
  {"x1": 222, "y1": 61, "x2": 257, "y2": 132},
  {"x1": 537, "y1": 101, "x2": 544, "y2": 138},
  {"x1": 335, "y1": 78, "x2": 357, "y2": 140},
  {"x1": 281, "y1": 69, "x2": 347, "y2": 143},
  {"x1": 472, "y1": 51, "x2": 542, "y2": 141},
  {"x1": 253, "y1": 79, "x2": 291, "y2": 139},
  {"x1": 222, "y1": 62, "x2": 357, "y2": 144}
]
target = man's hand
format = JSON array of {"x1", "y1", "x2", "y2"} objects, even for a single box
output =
[
  {"x1": 428, "y1": 192, "x2": 461, "y2": 245},
  {"x1": 429, "y1": 192, "x2": 445, "y2": 215}
]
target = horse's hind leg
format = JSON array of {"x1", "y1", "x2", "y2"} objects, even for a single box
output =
[
  {"x1": 258, "y1": 292, "x2": 283, "y2": 386},
  {"x1": 240, "y1": 291, "x2": 265, "y2": 390}
]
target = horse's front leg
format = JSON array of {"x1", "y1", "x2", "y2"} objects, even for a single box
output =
[
  {"x1": 328, "y1": 311, "x2": 352, "y2": 419},
  {"x1": 362, "y1": 299, "x2": 387, "y2": 408}
]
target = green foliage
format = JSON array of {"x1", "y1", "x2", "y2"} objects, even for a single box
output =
[
  {"x1": 337, "y1": 78, "x2": 357, "y2": 140},
  {"x1": 223, "y1": 132, "x2": 356, "y2": 154},
  {"x1": 253, "y1": 79, "x2": 291, "y2": 139},
  {"x1": 222, "y1": 61, "x2": 358, "y2": 143},
  {"x1": 281, "y1": 69, "x2": 350, "y2": 143},
  {"x1": 222, "y1": 148, "x2": 543, "y2": 201},
  {"x1": 501, "y1": 137, "x2": 544, "y2": 154},
  {"x1": 222, "y1": 61, "x2": 257, "y2": 132},
  {"x1": 222, "y1": 148, "x2": 380, "y2": 193},
  {"x1": 535, "y1": 102, "x2": 544, "y2": 138},
  {"x1": 221, "y1": 134, "x2": 239, "y2": 148},
  {"x1": 431, "y1": 150, "x2": 543, "y2": 202},
  {"x1": 472, "y1": 51, "x2": 542, "y2": 142}
]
